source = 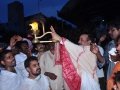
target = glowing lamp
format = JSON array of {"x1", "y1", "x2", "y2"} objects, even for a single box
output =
[{"x1": 29, "y1": 22, "x2": 38, "y2": 31}]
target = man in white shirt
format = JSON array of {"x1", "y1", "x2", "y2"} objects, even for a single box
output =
[
  {"x1": 0, "y1": 50, "x2": 21, "y2": 90},
  {"x1": 19, "y1": 56, "x2": 50, "y2": 90},
  {"x1": 40, "y1": 42, "x2": 65, "y2": 90},
  {"x1": 50, "y1": 26, "x2": 105, "y2": 90},
  {"x1": 78, "y1": 34, "x2": 105, "y2": 90}
]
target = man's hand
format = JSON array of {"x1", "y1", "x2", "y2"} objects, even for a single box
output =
[
  {"x1": 50, "y1": 26, "x2": 62, "y2": 42},
  {"x1": 15, "y1": 35, "x2": 23, "y2": 41},
  {"x1": 90, "y1": 43, "x2": 99, "y2": 54},
  {"x1": 90, "y1": 43, "x2": 105, "y2": 63},
  {"x1": 44, "y1": 72, "x2": 57, "y2": 80},
  {"x1": 10, "y1": 35, "x2": 23, "y2": 48},
  {"x1": 10, "y1": 35, "x2": 17, "y2": 48}
]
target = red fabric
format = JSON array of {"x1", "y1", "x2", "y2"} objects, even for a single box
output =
[
  {"x1": 54, "y1": 42, "x2": 61, "y2": 65},
  {"x1": 60, "y1": 44, "x2": 81, "y2": 90}
]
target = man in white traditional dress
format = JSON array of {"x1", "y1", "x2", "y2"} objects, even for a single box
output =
[
  {"x1": 19, "y1": 56, "x2": 50, "y2": 90},
  {"x1": 50, "y1": 26, "x2": 105, "y2": 90},
  {"x1": 0, "y1": 50, "x2": 21, "y2": 90},
  {"x1": 39, "y1": 42, "x2": 65, "y2": 90}
]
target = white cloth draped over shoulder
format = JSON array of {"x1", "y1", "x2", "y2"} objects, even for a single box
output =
[{"x1": 62, "y1": 39, "x2": 100, "y2": 90}]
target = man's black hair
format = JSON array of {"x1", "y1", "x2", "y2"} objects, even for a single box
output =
[
  {"x1": 24, "y1": 56, "x2": 38, "y2": 68},
  {"x1": 108, "y1": 20, "x2": 120, "y2": 30},
  {"x1": 15, "y1": 41, "x2": 28, "y2": 49},
  {"x1": 0, "y1": 50, "x2": 12, "y2": 61},
  {"x1": 0, "y1": 50, "x2": 12, "y2": 67},
  {"x1": 80, "y1": 32, "x2": 96, "y2": 43}
]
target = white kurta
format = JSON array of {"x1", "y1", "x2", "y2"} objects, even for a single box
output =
[
  {"x1": 15, "y1": 52, "x2": 28, "y2": 77},
  {"x1": 19, "y1": 74, "x2": 49, "y2": 90},
  {"x1": 63, "y1": 40, "x2": 100, "y2": 90},
  {"x1": 0, "y1": 70, "x2": 21, "y2": 90},
  {"x1": 39, "y1": 51, "x2": 64, "y2": 90}
]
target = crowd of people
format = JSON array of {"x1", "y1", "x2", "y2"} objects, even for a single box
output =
[{"x1": 0, "y1": 20, "x2": 120, "y2": 90}]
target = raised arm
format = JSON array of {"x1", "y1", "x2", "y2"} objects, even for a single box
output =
[{"x1": 50, "y1": 26, "x2": 83, "y2": 61}]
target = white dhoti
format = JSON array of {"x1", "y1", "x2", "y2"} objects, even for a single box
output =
[{"x1": 81, "y1": 71, "x2": 100, "y2": 90}]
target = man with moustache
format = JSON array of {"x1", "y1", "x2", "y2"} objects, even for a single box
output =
[
  {"x1": 39, "y1": 42, "x2": 65, "y2": 90},
  {"x1": 50, "y1": 26, "x2": 104, "y2": 90},
  {"x1": 19, "y1": 56, "x2": 50, "y2": 90}
]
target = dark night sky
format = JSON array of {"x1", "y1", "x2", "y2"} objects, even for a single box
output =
[{"x1": 0, "y1": 0, "x2": 68, "y2": 23}]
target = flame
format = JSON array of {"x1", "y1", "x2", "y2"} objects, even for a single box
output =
[{"x1": 29, "y1": 22, "x2": 38, "y2": 31}]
